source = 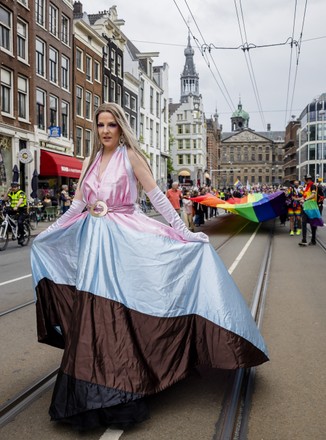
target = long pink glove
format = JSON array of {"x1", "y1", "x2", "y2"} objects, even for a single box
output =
[
  {"x1": 146, "y1": 186, "x2": 209, "y2": 243},
  {"x1": 38, "y1": 199, "x2": 86, "y2": 236}
]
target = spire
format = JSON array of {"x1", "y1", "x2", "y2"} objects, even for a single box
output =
[{"x1": 180, "y1": 33, "x2": 199, "y2": 102}]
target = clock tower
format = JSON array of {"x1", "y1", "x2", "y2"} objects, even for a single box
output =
[{"x1": 180, "y1": 33, "x2": 200, "y2": 103}]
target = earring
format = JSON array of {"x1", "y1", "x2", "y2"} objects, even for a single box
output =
[{"x1": 119, "y1": 135, "x2": 125, "y2": 146}]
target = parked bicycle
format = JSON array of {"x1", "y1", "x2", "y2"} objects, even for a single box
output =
[{"x1": 0, "y1": 209, "x2": 31, "y2": 251}]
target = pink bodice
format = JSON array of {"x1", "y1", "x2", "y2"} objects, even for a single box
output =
[{"x1": 82, "y1": 146, "x2": 138, "y2": 208}]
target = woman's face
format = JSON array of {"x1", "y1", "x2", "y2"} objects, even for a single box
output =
[{"x1": 97, "y1": 111, "x2": 121, "y2": 150}]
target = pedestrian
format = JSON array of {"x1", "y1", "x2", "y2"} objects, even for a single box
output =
[
  {"x1": 299, "y1": 174, "x2": 324, "y2": 246},
  {"x1": 3, "y1": 181, "x2": 27, "y2": 244},
  {"x1": 182, "y1": 190, "x2": 195, "y2": 231},
  {"x1": 60, "y1": 184, "x2": 71, "y2": 214},
  {"x1": 317, "y1": 179, "x2": 325, "y2": 215},
  {"x1": 166, "y1": 181, "x2": 182, "y2": 216},
  {"x1": 31, "y1": 102, "x2": 268, "y2": 431},
  {"x1": 286, "y1": 180, "x2": 303, "y2": 236}
]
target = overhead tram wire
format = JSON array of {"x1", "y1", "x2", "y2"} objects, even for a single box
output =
[
  {"x1": 234, "y1": 0, "x2": 266, "y2": 129},
  {"x1": 171, "y1": 0, "x2": 235, "y2": 114},
  {"x1": 182, "y1": 0, "x2": 236, "y2": 111},
  {"x1": 288, "y1": 0, "x2": 309, "y2": 122},
  {"x1": 284, "y1": 0, "x2": 298, "y2": 126}
]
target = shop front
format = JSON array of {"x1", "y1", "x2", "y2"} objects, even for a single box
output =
[{"x1": 38, "y1": 150, "x2": 83, "y2": 200}]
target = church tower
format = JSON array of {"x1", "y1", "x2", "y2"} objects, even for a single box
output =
[{"x1": 180, "y1": 34, "x2": 199, "y2": 103}]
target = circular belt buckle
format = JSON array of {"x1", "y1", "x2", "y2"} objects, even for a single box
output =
[{"x1": 90, "y1": 200, "x2": 108, "y2": 217}]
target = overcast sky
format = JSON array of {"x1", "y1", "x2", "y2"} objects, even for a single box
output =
[{"x1": 81, "y1": 0, "x2": 326, "y2": 132}]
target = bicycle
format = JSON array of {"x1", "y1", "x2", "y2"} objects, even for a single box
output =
[{"x1": 0, "y1": 209, "x2": 31, "y2": 251}]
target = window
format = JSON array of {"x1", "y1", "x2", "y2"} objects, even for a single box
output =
[
  {"x1": 85, "y1": 130, "x2": 91, "y2": 157},
  {"x1": 61, "y1": 14, "x2": 69, "y2": 45},
  {"x1": 94, "y1": 61, "x2": 100, "y2": 81},
  {"x1": 61, "y1": 55, "x2": 69, "y2": 90},
  {"x1": 86, "y1": 55, "x2": 92, "y2": 81},
  {"x1": 131, "y1": 96, "x2": 136, "y2": 111},
  {"x1": 0, "y1": 5, "x2": 11, "y2": 52},
  {"x1": 156, "y1": 92, "x2": 160, "y2": 117},
  {"x1": 125, "y1": 92, "x2": 130, "y2": 108},
  {"x1": 61, "y1": 101, "x2": 68, "y2": 138},
  {"x1": 130, "y1": 116, "x2": 136, "y2": 132},
  {"x1": 178, "y1": 140, "x2": 183, "y2": 149},
  {"x1": 76, "y1": 86, "x2": 83, "y2": 117},
  {"x1": 49, "y1": 4, "x2": 58, "y2": 37},
  {"x1": 117, "y1": 84, "x2": 121, "y2": 106},
  {"x1": 185, "y1": 139, "x2": 190, "y2": 149},
  {"x1": 178, "y1": 155, "x2": 184, "y2": 165},
  {"x1": 18, "y1": 76, "x2": 28, "y2": 119},
  {"x1": 85, "y1": 91, "x2": 91, "y2": 119},
  {"x1": 103, "y1": 46, "x2": 109, "y2": 68},
  {"x1": 156, "y1": 123, "x2": 159, "y2": 148},
  {"x1": 177, "y1": 125, "x2": 183, "y2": 134},
  {"x1": 140, "y1": 79, "x2": 144, "y2": 107},
  {"x1": 93, "y1": 95, "x2": 100, "y2": 114},
  {"x1": 110, "y1": 49, "x2": 115, "y2": 73},
  {"x1": 1, "y1": 68, "x2": 12, "y2": 114},
  {"x1": 110, "y1": 80, "x2": 115, "y2": 102},
  {"x1": 186, "y1": 154, "x2": 191, "y2": 165},
  {"x1": 150, "y1": 120, "x2": 153, "y2": 145},
  {"x1": 17, "y1": 19, "x2": 27, "y2": 61},
  {"x1": 140, "y1": 115, "x2": 144, "y2": 138},
  {"x1": 36, "y1": 39, "x2": 45, "y2": 76},
  {"x1": 49, "y1": 47, "x2": 58, "y2": 83},
  {"x1": 117, "y1": 54, "x2": 122, "y2": 77},
  {"x1": 150, "y1": 87, "x2": 153, "y2": 114},
  {"x1": 103, "y1": 75, "x2": 109, "y2": 102},
  {"x1": 49, "y1": 95, "x2": 58, "y2": 127},
  {"x1": 36, "y1": 89, "x2": 45, "y2": 129},
  {"x1": 76, "y1": 48, "x2": 83, "y2": 70},
  {"x1": 76, "y1": 127, "x2": 83, "y2": 156},
  {"x1": 35, "y1": 0, "x2": 45, "y2": 26}
]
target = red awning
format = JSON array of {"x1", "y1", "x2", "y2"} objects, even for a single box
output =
[{"x1": 40, "y1": 150, "x2": 83, "y2": 178}]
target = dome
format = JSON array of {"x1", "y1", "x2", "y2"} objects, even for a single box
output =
[{"x1": 232, "y1": 102, "x2": 249, "y2": 120}]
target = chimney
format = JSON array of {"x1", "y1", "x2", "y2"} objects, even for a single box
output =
[
  {"x1": 267, "y1": 123, "x2": 271, "y2": 131},
  {"x1": 73, "y1": 1, "x2": 83, "y2": 15}
]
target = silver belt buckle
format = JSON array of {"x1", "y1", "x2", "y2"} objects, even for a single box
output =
[{"x1": 89, "y1": 200, "x2": 108, "y2": 217}]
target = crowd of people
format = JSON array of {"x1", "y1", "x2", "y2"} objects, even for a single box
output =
[{"x1": 165, "y1": 178, "x2": 325, "y2": 246}]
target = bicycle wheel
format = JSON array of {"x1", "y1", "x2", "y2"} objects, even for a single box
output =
[
  {"x1": 28, "y1": 212, "x2": 38, "y2": 230},
  {"x1": 19, "y1": 223, "x2": 31, "y2": 246},
  {"x1": 0, "y1": 223, "x2": 9, "y2": 251}
]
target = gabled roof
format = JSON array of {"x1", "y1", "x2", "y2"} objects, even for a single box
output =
[
  {"x1": 221, "y1": 128, "x2": 281, "y2": 143},
  {"x1": 169, "y1": 103, "x2": 182, "y2": 116}
]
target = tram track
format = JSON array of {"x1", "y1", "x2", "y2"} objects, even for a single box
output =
[
  {"x1": 214, "y1": 223, "x2": 274, "y2": 440},
  {"x1": 0, "y1": 300, "x2": 35, "y2": 318}
]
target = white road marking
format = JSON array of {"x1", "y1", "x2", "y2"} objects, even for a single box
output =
[
  {"x1": 99, "y1": 428, "x2": 124, "y2": 440},
  {"x1": 0, "y1": 274, "x2": 32, "y2": 287},
  {"x1": 228, "y1": 224, "x2": 260, "y2": 274}
]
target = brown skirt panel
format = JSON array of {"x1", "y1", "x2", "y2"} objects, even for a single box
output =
[{"x1": 36, "y1": 278, "x2": 268, "y2": 396}]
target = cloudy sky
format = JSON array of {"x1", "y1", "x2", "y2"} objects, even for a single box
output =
[{"x1": 81, "y1": 0, "x2": 326, "y2": 132}]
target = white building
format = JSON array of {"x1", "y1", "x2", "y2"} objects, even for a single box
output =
[
  {"x1": 169, "y1": 35, "x2": 207, "y2": 187},
  {"x1": 125, "y1": 39, "x2": 169, "y2": 189}
]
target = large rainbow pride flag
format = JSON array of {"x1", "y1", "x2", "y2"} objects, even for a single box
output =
[{"x1": 191, "y1": 191, "x2": 286, "y2": 223}]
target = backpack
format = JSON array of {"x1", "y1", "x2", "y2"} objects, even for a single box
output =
[{"x1": 317, "y1": 186, "x2": 325, "y2": 204}]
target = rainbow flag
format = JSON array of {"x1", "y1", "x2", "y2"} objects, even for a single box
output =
[{"x1": 191, "y1": 191, "x2": 286, "y2": 223}]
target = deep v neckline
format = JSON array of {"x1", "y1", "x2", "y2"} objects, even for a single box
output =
[{"x1": 97, "y1": 147, "x2": 120, "y2": 181}]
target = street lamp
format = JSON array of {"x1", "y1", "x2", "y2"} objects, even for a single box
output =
[{"x1": 319, "y1": 109, "x2": 325, "y2": 182}]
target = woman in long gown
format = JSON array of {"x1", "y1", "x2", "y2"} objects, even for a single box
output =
[{"x1": 31, "y1": 103, "x2": 268, "y2": 430}]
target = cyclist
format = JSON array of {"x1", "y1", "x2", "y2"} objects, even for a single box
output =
[{"x1": 3, "y1": 181, "x2": 27, "y2": 244}]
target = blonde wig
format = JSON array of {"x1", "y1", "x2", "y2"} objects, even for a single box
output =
[{"x1": 80, "y1": 102, "x2": 151, "y2": 187}]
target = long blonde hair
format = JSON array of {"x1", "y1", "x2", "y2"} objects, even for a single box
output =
[{"x1": 80, "y1": 102, "x2": 151, "y2": 186}]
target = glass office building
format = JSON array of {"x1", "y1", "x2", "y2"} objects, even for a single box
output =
[{"x1": 297, "y1": 93, "x2": 326, "y2": 182}]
